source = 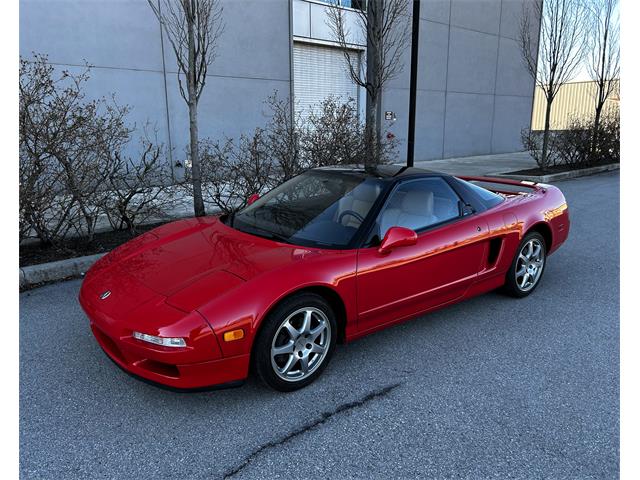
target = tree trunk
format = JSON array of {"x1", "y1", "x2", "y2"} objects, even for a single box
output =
[
  {"x1": 591, "y1": 102, "x2": 603, "y2": 166},
  {"x1": 375, "y1": 90, "x2": 383, "y2": 156},
  {"x1": 365, "y1": 0, "x2": 382, "y2": 167},
  {"x1": 541, "y1": 98, "x2": 553, "y2": 173},
  {"x1": 186, "y1": 2, "x2": 206, "y2": 217},
  {"x1": 592, "y1": 22, "x2": 609, "y2": 165},
  {"x1": 365, "y1": 90, "x2": 377, "y2": 168},
  {"x1": 188, "y1": 99, "x2": 205, "y2": 216}
]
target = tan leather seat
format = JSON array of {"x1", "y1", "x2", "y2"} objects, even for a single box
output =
[
  {"x1": 337, "y1": 184, "x2": 381, "y2": 228},
  {"x1": 379, "y1": 190, "x2": 438, "y2": 238}
]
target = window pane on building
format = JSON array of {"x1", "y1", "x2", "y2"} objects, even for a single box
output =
[{"x1": 293, "y1": 42, "x2": 360, "y2": 122}]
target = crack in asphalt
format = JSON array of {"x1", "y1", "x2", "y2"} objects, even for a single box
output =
[{"x1": 222, "y1": 383, "x2": 402, "y2": 479}]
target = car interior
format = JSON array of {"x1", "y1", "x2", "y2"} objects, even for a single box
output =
[
  {"x1": 372, "y1": 178, "x2": 462, "y2": 242},
  {"x1": 240, "y1": 173, "x2": 465, "y2": 249},
  {"x1": 335, "y1": 182, "x2": 383, "y2": 228},
  {"x1": 287, "y1": 181, "x2": 382, "y2": 246}
]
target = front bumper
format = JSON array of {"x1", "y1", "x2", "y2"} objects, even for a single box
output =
[{"x1": 79, "y1": 286, "x2": 250, "y2": 390}]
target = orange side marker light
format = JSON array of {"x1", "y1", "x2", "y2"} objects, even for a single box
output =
[{"x1": 223, "y1": 329, "x2": 245, "y2": 342}]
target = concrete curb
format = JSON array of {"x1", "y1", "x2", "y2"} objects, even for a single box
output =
[
  {"x1": 490, "y1": 163, "x2": 619, "y2": 183},
  {"x1": 20, "y1": 253, "x2": 107, "y2": 289}
]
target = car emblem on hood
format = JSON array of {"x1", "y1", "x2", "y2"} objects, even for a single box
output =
[{"x1": 100, "y1": 290, "x2": 111, "y2": 300}]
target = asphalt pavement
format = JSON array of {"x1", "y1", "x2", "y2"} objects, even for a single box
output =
[{"x1": 20, "y1": 172, "x2": 619, "y2": 479}]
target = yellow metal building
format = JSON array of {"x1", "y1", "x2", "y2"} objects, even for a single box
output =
[{"x1": 531, "y1": 79, "x2": 620, "y2": 130}]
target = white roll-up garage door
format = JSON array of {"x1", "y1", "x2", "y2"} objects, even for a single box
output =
[{"x1": 293, "y1": 42, "x2": 360, "y2": 121}]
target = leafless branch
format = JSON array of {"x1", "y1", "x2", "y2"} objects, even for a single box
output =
[
  {"x1": 147, "y1": 0, "x2": 225, "y2": 217},
  {"x1": 185, "y1": 130, "x2": 273, "y2": 214},
  {"x1": 147, "y1": 0, "x2": 224, "y2": 103},
  {"x1": 327, "y1": 0, "x2": 410, "y2": 93},
  {"x1": 519, "y1": 0, "x2": 588, "y2": 171},
  {"x1": 102, "y1": 125, "x2": 177, "y2": 232},
  {"x1": 262, "y1": 93, "x2": 304, "y2": 183},
  {"x1": 520, "y1": 0, "x2": 588, "y2": 103},
  {"x1": 586, "y1": 0, "x2": 619, "y2": 119},
  {"x1": 300, "y1": 95, "x2": 396, "y2": 168},
  {"x1": 19, "y1": 54, "x2": 133, "y2": 244},
  {"x1": 326, "y1": 0, "x2": 410, "y2": 163}
]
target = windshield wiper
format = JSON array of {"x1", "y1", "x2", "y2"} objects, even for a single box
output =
[
  {"x1": 243, "y1": 226, "x2": 291, "y2": 244},
  {"x1": 257, "y1": 230, "x2": 291, "y2": 244}
]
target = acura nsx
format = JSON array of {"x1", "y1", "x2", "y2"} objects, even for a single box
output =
[{"x1": 80, "y1": 165, "x2": 570, "y2": 391}]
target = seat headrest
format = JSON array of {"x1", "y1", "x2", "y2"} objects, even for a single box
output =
[
  {"x1": 351, "y1": 183, "x2": 380, "y2": 202},
  {"x1": 401, "y1": 190, "x2": 434, "y2": 215}
]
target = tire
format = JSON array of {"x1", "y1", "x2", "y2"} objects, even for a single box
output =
[
  {"x1": 253, "y1": 293, "x2": 337, "y2": 392},
  {"x1": 503, "y1": 231, "x2": 547, "y2": 298}
]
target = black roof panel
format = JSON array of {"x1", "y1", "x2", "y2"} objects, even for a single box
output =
[{"x1": 315, "y1": 164, "x2": 443, "y2": 179}]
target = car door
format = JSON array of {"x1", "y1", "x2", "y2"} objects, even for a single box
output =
[{"x1": 356, "y1": 177, "x2": 489, "y2": 334}]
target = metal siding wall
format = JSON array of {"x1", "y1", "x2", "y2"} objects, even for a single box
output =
[
  {"x1": 531, "y1": 80, "x2": 620, "y2": 130},
  {"x1": 19, "y1": 0, "x2": 292, "y2": 166},
  {"x1": 381, "y1": 0, "x2": 539, "y2": 162}
]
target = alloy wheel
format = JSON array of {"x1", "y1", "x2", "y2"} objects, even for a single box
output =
[
  {"x1": 515, "y1": 238, "x2": 545, "y2": 292},
  {"x1": 270, "y1": 307, "x2": 331, "y2": 382}
]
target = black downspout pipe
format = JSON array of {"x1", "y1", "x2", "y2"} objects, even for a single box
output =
[{"x1": 406, "y1": 0, "x2": 421, "y2": 167}]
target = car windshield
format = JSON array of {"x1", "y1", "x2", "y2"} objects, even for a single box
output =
[{"x1": 229, "y1": 170, "x2": 384, "y2": 248}]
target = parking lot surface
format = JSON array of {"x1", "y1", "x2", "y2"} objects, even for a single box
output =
[{"x1": 20, "y1": 172, "x2": 619, "y2": 479}]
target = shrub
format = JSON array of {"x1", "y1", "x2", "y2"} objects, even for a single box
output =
[
  {"x1": 594, "y1": 113, "x2": 620, "y2": 164},
  {"x1": 194, "y1": 93, "x2": 398, "y2": 215},
  {"x1": 552, "y1": 118, "x2": 592, "y2": 168},
  {"x1": 262, "y1": 94, "x2": 304, "y2": 184},
  {"x1": 300, "y1": 95, "x2": 397, "y2": 168},
  {"x1": 186, "y1": 129, "x2": 274, "y2": 214},
  {"x1": 521, "y1": 128, "x2": 560, "y2": 169},
  {"x1": 19, "y1": 54, "x2": 175, "y2": 246},
  {"x1": 101, "y1": 130, "x2": 177, "y2": 232},
  {"x1": 19, "y1": 142, "x2": 73, "y2": 244},
  {"x1": 522, "y1": 112, "x2": 620, "y2": 170},
  {"x1": 20, "y1": 55, "x2": 82, "y2": 244},
  {"x1": 300, "y1": 96, "x2": 368, "y2": 168},
  {"x1": 20, "y1": 55, "x2": 133, "y2": 243}
]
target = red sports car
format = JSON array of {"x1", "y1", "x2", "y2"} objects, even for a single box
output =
[{"x1": 80, "y1": 166, "x2": 570, "y2": 391}]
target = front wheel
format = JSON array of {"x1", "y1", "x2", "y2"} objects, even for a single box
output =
[
  {"x1": 504, "y1": 232, "x2": 547, "y2": 298},
  {"x1": 254, "y1": 293, "x2": 337, "y2": 392}
]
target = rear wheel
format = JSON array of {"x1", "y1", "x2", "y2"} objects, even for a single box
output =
[
  {"x1": 504, "y1": 232, "x2": 547, "y2": 298},
  {"x1": 254, "y1": 293, "x2": 337, "y2": 392}
]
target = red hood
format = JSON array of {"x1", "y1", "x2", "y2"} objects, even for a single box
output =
[{"x1": 85, "y1": 216, "x2": 315, "y2": 312}]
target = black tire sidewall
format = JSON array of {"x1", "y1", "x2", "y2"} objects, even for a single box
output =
[
  {"x1": 504, "y1": 232, "x2": 547, "y2": 298},
  {"x1": 253, "y1": 293, "x2": 337, "y2": 392}
]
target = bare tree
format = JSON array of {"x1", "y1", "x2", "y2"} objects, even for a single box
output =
[
  {"x1": 586, "y1": 0, "x2": 619, "y2": 159},
  {"x1": 19, "y1": 55, "x2": 132, "y2": 244},
  {"x1": 19, "y1": 56, "x2": 75, "y2": 244},
  {"x1": 326, "y1": 0, "x2": 410, "y2": 166},
  {"x1": 262, "y1": 93, "x2": 304, "y2": 184},
  {"x1": 300, "y1": 95, "x2": 396, "y2": 168},
  {"x1": 192, "y1": 130, "x2": 273, "y2": 214},
  {"x1": 301, "y1": 96, "x2": 366, "y2": 168},
  {"x1": 520, "y1": 0, "x2": 588, "y2": 172},
  {"x1": 147, "y1": 0, "x2": 224, "y2": 217},
  {"x1": 102, "y1": 128, "x2": 176, "y2": 233}
]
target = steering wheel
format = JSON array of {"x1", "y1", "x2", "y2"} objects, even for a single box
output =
[{"x1": 338, "y1": 210, "x2": 365, "y2": 225}]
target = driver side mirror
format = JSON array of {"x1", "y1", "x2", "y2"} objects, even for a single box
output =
[
  {"x1": 378, "y1": 226, "x2": 418, "y2": 254},
  {"x1": 247, "y1": 193, "x2": 260, "y2": 206},
  {"x1": 459, "y1": 200, "x2": 475, "y2": 216}
]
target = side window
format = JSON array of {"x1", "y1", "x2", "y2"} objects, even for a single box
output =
[{"x1": 375, "y1": 178, "x2": 462, "y2": 240}]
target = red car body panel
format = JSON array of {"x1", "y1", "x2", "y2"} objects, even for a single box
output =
[{"x1": 79, "y1": 175, "x2": 569, "y2": 389}]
